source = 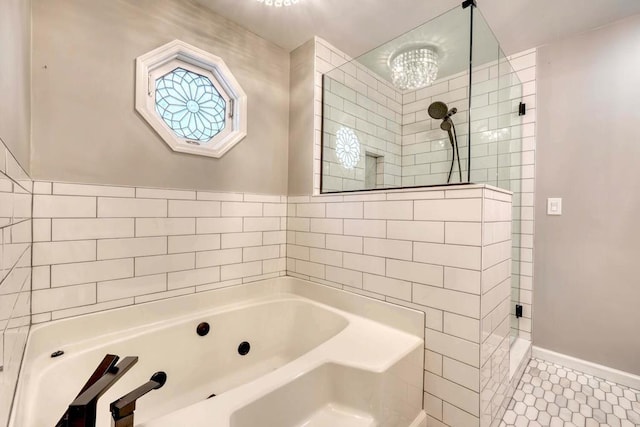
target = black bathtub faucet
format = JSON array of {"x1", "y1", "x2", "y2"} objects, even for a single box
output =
[
  {"x1": 56, "y1": 354, "x2": 138, "y2": 427},
  {"x1": 56, "y1": 354, "x2": 167, "y2": 427}
]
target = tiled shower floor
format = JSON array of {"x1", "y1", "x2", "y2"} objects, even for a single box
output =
[{"x1": 501, "y1": 359, "x2": 640, "y2": 427}]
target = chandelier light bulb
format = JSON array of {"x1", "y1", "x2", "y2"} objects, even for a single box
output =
[
  {"x1": 256, "y1": 0, "x2": 301, "y2": 7},
  {"x1": 389, "y1": 47, "x2": 439, "y2": 91}
]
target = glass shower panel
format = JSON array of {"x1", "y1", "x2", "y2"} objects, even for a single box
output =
[
  {"x1": 496, "y1": 49, "x2": 524, "y2": 341},
  {"x1": 469, "y1": 9, "x2": 524, "y2": 341},
  {"x1": 321, "y1": 5, "x2": 471, "y2": 193},
  {"x1": 468, "y1": 7, "x2": 501, "y2": 186}
]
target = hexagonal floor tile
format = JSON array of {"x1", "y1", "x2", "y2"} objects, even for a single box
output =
[
  {"x1": 534, "y1": 398, "x2": 547, "y2": 411},
  {"x1": 537, "y1": 411, "x2": 551, "y2": 425},
  {"x1": 549, "y1": 416, "x2": 563, "y2": 427},
  {"x1": 525, "y1": 406, "x2": 538, "y2": 421},
  {"x1": 504, "y1": 410, "x2": 517, "y2": 424},
  {"x1": 515, "y1": 414, "x2": 529, "y2": 427},
  {"x1": 501, "y1": 358, "x2": 640, "y2": 427},
  {"x1": 514, "y1": 401, "x2": 527, "y2": 415},
  {"x1": 627, "y1": 408, "x2": 640, "y2": 424}
]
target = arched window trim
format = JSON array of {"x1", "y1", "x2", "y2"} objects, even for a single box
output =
[{"x1": 135, "y1": 40, "x2": 248, "y2": 158}]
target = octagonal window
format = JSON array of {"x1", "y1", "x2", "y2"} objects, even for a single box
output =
[
  {"x1": 155, "y1": 68, "x2": 226, "y2": 142},
  {"x1": 136, "y1": 40, "x2": 247, "y2": 158}
]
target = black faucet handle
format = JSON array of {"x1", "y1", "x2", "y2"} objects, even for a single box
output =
[
  {"x1": 78, "y1": 354, "x2": 120, "y2": 396},
  {"x1": 110, "y1": 371, "x2": 167, "y2": 424},
  {"x1": 70, "y1": 356, "x2": 139, "y2": 407},
  {"x1": 56, "y1": 354, "x2": 119, "y2": 427}
]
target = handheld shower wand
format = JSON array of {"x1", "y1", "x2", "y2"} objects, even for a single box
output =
[{"x1": 427, "y1": 101, "x2": 462, "y2": 183}]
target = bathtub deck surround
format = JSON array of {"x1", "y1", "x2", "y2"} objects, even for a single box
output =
[
  {"x1": 27, "y1": 178, "x2": 513, "y2": 427},
  {"x1": 11, "y1": 277, "x2": 425, "y2": 427},
  {"x1": 287, "y1": 183, "x2": 513, "y2": 427}
]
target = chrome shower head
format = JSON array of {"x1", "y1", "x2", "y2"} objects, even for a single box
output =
[{"x1": 428, "y1": 101, "x2": 449, "y2": 120}]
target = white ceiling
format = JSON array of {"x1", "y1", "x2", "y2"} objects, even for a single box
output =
[{"x1": 194, "y1": 0, "x2": 640, "y2": 59}]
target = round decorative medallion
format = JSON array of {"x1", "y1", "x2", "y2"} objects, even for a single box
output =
[
  {"x1": 155, "y1": 68, "x2": 226, "y2": 142},
  {"x1": 336, "y1": 127, "x2": 361, "y2": 169}
]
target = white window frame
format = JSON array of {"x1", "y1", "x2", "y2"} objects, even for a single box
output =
[{"x1": 135, "y1": 40, "x2": 247, "y2": 158}]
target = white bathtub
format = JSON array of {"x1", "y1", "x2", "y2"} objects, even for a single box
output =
[{"x1": 11, "y1": 277, "x2": 425, "y2": 427}]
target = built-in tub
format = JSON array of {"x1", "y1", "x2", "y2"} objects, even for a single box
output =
[{"x1": 11, "y1": 277, "x2": 425, "y2": 427}]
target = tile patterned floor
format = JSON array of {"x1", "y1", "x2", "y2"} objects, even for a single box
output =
[{"x1": 501, "y1": 359, "x2": 640, "y2": 427}]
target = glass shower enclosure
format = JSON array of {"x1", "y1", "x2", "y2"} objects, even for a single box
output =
[{"x1": 320, "y1": 2, "x2": 525, "y2": 341}]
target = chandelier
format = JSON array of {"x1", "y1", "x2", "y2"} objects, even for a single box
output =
[
  {"x1": 389, "y1": 47, "x2": 439, "y2": 91},
  {"x1": 256, "y1": 0, "x2": 301, "y2": 6}
]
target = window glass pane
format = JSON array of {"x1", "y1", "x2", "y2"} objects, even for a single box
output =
[{"x1": 155, "y1": 68, "x2": 226, "y2": 142}]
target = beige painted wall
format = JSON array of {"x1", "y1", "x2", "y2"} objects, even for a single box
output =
[
  {"x1": 287, "y1": 39, "x2": 314, "y2": 196},
  {"x1": 31, "y1": 0, "x2": 290, "y2": 194},
  {"x1": 534, "y1": 14, "x2": 640, "y2": 375},
  {"x1": 0, "y1": 0, "x2": 31, "y2": 171}
]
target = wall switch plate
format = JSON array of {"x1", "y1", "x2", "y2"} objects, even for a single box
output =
[{"x1": 547, "y1": 198, "x2": 562, "y2": 215}]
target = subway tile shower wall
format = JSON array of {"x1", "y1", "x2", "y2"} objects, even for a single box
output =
[
  {"x1": 31, "y1": 182, "x2": 288, "y2": 322},
  {"x1": 0, "y1": 143, "x2": 32, "y2": 424},
  {"x1": 286, "y1": 186, "x2": 513, "y2": 427},
  {"x1": 404, "y1": 48, "x2": 537, "y2": 343}
]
